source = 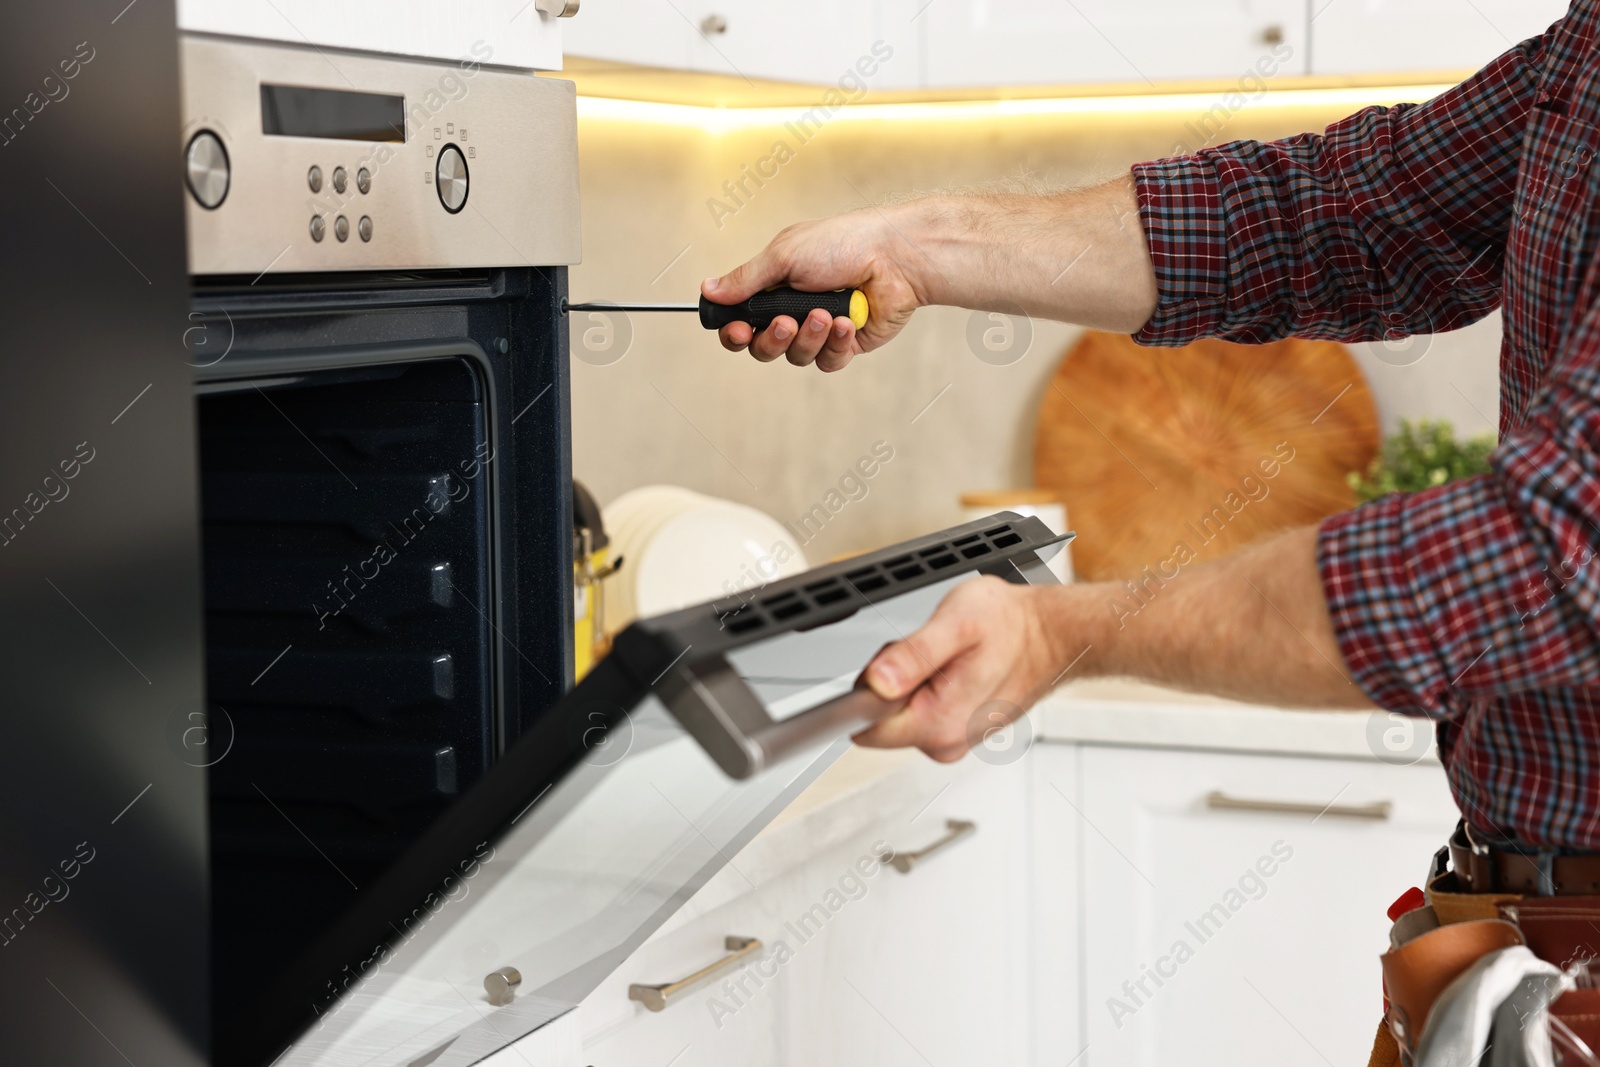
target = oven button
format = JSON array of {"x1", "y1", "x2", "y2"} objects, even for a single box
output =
[
  {"x1": 307, "y1": 165, "x2": 323, "y2": 193},
  {"x1": 184, "y1": 130, "x2": 230, "y2": 209},
  {"x1": 436, "y1": 144, "x2": 468, "y2": 213},
  {"x1": 309, "y1": 215, "x2": 326, "y2": 242},
  {"x1": 334, "y1": 215, "x2": 349, "y2": 242},
  {"x1": 332, "y1": 166, "x2": 348, "y2": 194},
  {"x1": 358, "y1": 215, "x2": 372, "y2": 242},
  {"x1": 356, "y1": 167, "x2": 371, "y2": 194}
]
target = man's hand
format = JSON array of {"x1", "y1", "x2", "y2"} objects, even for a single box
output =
[
  {"x1": 704, "y1": 177, "x2": 1161, "y2": 372},
  {"x1": 702, "y1": 206, "x2": 926, "y2": 372},
  {"x1": 854, "y1": 577, "x2": 1080, "y2": 762},
  {"x1": 851, "y1": 527, "x2": 1370, "y2": 763}
]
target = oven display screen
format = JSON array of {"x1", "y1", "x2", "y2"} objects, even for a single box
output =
[{"x1": 260, "y1": 84, "x2": 405, "y2": 142}]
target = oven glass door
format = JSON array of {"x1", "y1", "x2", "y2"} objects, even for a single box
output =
[
  {"x1": 278, "y1": 587, "x2": 954, "y2": 1066},
  {"x1": 243, "y1": 515, "x2": 1067, "y2": 1067}
]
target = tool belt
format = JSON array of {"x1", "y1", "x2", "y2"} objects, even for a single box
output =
[
  {"x1": 1374, "y1": 824, "x2": 1600, "y2": 1067},
  {"x1": 1447, "y1": 821, "x2": 1600, "y2": 897}
]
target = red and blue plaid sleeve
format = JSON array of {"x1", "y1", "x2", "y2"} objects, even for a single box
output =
[
  {"x1": 1129, "y1": 29, "x2": 1553, "y2": 348},
  {"x1": 1320, "y1": 303, "x2": 1600, "y2": 718}
]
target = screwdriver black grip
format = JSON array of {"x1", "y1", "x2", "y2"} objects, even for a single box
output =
[{"x1": 698, "y1": 288, "x2": 866, "y2": 333}]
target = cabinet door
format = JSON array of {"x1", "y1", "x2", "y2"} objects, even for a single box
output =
[
  {"x1": 1310, "y1": 0, "x2": 1569, "y2": 76},
  {"x1": 687, "y1": 1, "x2": 899, "y2": 89},
  {"x1": 923, "y1": 0, "x2": 1308, "y2": 89},
  {"x1": 1030, "y1": 743, "x2": 1087, "y2": 1066},
  {"x1": 561, "y1": 0, "x2": 695, "y2": 70},
  {"x1": 577, "y1": 752, "x2": 1034, "y2": 1065},
  {"x1": 1071, "y1": 746, "x2": 1459, "y2": 1067},
  {"x1": 780, "y1": 757, "x2": 1035, "y2": 1066}
]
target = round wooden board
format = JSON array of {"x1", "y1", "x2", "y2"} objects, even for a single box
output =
[{"x1": 1033, "y1": 332, "x2": 1379, "y2": 582}]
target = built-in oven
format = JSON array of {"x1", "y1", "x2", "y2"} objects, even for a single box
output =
[
  {"x1": 182, "y1": 31, "x2": 1072, "y2": 1067},
  {"x1": 178, "y1": 33, "x2": 579, "y2": 1057}
]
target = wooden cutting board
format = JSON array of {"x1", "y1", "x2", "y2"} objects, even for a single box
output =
[{"x1": 1033, "y1": 331, "x2": 1379, "y2": 582}]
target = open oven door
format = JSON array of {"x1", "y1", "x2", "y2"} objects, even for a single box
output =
[{"x1": 220, "y1": 513, "x2": 1071, "y2": 1067}]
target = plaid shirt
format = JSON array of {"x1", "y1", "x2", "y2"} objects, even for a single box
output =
[{"x1": 1132, "y1": 3, "x2": 1600, "y2": 850}]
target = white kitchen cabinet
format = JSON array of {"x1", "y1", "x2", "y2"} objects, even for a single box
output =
[
  {"x1": 778, "y1": 756, "x2": 1035, "y2": 1066},
  {"x1": 563, "y1": 1, "x2": 914, "y2": 91},
  {"x1": 1309, "y1": 0, "x2": 1570, "y2": 76},
  {"x1": 559, "y1": 0, "x2": 695, "y2": 72},
  {"x1": 562, "y1": 0, "x2": 1573, "y2": 90},
  {"x1": 686, "y1": 3, "x2": 905, "y2": 91},
  {"x1": 574, "y1": 750, "x2": 1035, "y2": 1066},
  {"x1": 921, "y1": 0, "x2": 1309, "y2": 89},
  {"x1": 566, "y1": 0, "x2": 1305, "y2": 88},
  {"x1": 1028, "y1": 742, "x2": 1086, "y2": 1066},
  {"x1": 176, "y1": 0, "x2": 565, "y2": 70},
  {"x1": 1069, "y1": 744, "x2": 1460, "y2": 1067},
  {"x1": 516, "y1": 691, "x2": 1461, "y2": 1067}
]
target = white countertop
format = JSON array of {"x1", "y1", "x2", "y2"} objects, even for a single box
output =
[{"x1": 1033, "y1": 678, "x2": 1438, "y2": 762}]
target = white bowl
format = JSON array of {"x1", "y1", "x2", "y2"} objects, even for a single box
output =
[{"x1": 634, "y1": 501, "x2": 808, "y2": 618}]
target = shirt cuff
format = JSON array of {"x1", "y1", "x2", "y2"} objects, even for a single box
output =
[
  {"x1": 1130, "y1": 155, "x2": 1231, "y2": 347},
  {"x1": 1317, "y1": 474, "x2": 1565, "y2": 719}
]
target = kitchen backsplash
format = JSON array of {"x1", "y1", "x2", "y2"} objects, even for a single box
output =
[{"x1": 568, "y1": 95, "x2": 1502, "y2": 562}]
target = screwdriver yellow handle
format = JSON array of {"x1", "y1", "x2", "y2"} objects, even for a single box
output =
[{"x1": 698, "y1": 288, "x2": 868, "y2": 332}]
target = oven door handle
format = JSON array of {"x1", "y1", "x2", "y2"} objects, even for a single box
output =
[
  {"x1": 658, "y1": 546, "x2": 1061, "y2": 779},
  {"x1": 659, "y1": 656, "x2": 906, "y2": 779}
]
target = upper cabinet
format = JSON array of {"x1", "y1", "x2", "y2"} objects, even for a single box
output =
[
  {"x1": 559, "y1": 0, "x2": 1576, "y2": 90},
  {"x1": 177, "y1": 0, "x2": 565, "y2": 70},
  {"x1": 919, "y1": 0, "x2": 1308, "y2": 88},
  {"x1": 562, "y1": 1, "x2": 914, "y2": 89},
  {"x1": 1309, "y1": 0, "x2": 1570, "y2": 76},
  {"x1": 563, "y1": 0, "x2": 1308, "y2": 88},
  {"x1": 687, "y1": 2, "x2": 906, "y2": 89},
  {"x1": 558, "y1": 0, "x2": 694, "y2": 71}
]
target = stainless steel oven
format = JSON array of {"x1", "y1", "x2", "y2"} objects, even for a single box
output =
[
  {"x1": 182, "y1": 31, "x2": 1072, "y2": 1067},
  {"x1": 177, "y1": 33, "x2": 580, "y2": 1060}
]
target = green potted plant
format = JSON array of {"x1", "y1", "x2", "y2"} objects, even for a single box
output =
[{"x1": 1348, "y1": 419, "x2": 1497, "y2": 502}]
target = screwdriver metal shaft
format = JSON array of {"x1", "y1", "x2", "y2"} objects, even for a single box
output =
[
  {"x1": 564, "y1": 288, "x2": 868, "y2": 333},
  {"x1": 565, "y1": 303, "x2": 697, "y2": 313}
]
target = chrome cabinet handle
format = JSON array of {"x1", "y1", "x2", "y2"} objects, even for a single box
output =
[
  {"x1": 628, "y1": 936, "x2": 762, "y2": 1012},
  {"x1": 889, "y1": 819, "x2": 976, "y2": 873},
  {"x1": 1206, "y1": 790, "x2": 1392, "y2": 821}
]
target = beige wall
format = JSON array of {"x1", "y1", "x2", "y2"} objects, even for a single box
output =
[{"x1": 567, "y1": 96, "x2": 1502, "y2": 563}]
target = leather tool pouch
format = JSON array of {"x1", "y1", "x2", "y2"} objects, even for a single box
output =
[
  {"x1": 1496, "y1": 900, "x2": 1600, "y2": 1054},
  {"x1": 1499, "y1": 898, "x2": 1600, "y2": 969},
  {"x1": 1380, "y1": 918, "x2": 1524, "y2": 1060}
]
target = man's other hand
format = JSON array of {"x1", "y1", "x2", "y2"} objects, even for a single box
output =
[{"x1": 854, "y1": 577, "x2": 1073, "y2": 762}]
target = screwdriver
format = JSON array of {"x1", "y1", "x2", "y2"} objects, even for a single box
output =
[{"x1": 565, "y1": 287, "x2": 868, "y2": 333}]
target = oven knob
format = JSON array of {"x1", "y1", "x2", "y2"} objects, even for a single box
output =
[
  {"x1": 185, "y1": 130, "x2": 230, "y2": 209},
  {"x1": 436, "y1": 144, "x2": 469, "y2": 214}
]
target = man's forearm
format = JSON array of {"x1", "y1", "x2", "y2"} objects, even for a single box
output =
[
  {"x1": 900, "y1": 175, "x2": 1160, "y2": 334},
  {"x1": 1044, "y1": 526, "x2": 1373, "y2": 709}
]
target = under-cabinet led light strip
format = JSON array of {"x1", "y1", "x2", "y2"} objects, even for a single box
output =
[{"x1": 575, "y1": 84, "x2": 1458, "y2": 132}]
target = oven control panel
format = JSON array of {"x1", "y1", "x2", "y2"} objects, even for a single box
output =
[{"x1": 179, "y1": 35, "x2": 580, "y2": 275}]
